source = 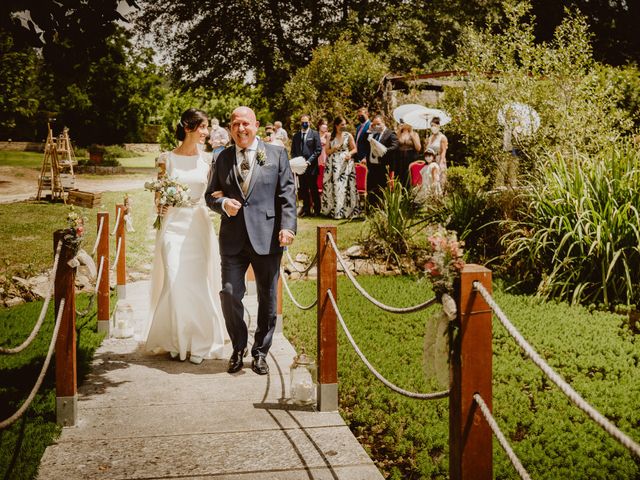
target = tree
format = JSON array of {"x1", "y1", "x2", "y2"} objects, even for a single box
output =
[{"x1": 282, "y1": 39, "x2": 387, "y2": 126}]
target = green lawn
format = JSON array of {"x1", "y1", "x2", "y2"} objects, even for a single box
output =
[
  {"x1": 0, "y1": 189, "x2": 156, "y2": 284},
  {"x1": 0, "y1": 151, "x2": 157, "y2": 170},
  {"x1": 0, "y1": 295, "x2": 107, "y2": 480},
  {"x1": 283, "y1": 276, "x2": 640, "y2": 480}
]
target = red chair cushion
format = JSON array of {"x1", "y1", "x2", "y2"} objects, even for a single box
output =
[
  {"x1": 355, "y1": 163, "x2": 367, "y2": 193},
  {"x1": 410, "y1": 161, "x2": 426, "y2": 186}
]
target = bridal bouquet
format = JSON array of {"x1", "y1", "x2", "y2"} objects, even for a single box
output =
[
  {"x1": 423, "y1": 225, "x2": 465, "y2": 298},
  {"x1": 144, "y1": 176, "x2": 191, "y2": 229}
]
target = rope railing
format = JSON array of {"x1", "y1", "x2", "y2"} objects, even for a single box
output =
[
  {"x1": 326, "y1": 232, "x2": 437, "y2": 313},
  {"x1": 110, "y1": 208, "x2": 122, "y2": 236},
  {"x1": 473, "y1": 393, "x2": 531, "y2": 480},
  {"x1": 327, "y1": 289, "x2": 449, "y2": 400},
  {"x1": 74, "y1": 254, "x2": 105, "y2": 318},
  {"x1": 0, "y1": 241, "x2": 62, "y2": 354},
  {"x1": 112, "y1": 237, "x2": 122, "y2": 271},
  {"x1": 0, "y1": 298, "x2": 65, "y2": 429},
  {"x1": 474, "y1": 281, "x2": 640, "y2": 459},
  {"x1": 280, "y1": 268, "x2": 317, "y2": 310},
  {"x1": 91, "y1": 216, "x2": 105, "y2": 256},
  {"x1": 284, "y1": 249, "x2": 318, "y2": 276}
]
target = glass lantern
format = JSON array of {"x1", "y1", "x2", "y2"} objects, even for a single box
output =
[
  {"x1": 290, "y1": 350, "x2": 317, "y2": 405},
  {"x1": 112, "y1": 300, "x2": 134, "y2": 338}
]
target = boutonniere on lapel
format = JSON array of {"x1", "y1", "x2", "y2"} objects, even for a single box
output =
[{"x1": 256, "y1": 149, "x2": 267, "y2": 166}]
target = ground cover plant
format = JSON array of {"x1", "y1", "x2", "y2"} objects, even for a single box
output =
[
  {"x1": 283, "y1": 275, "x2": 639, "y2": 479},
  {"x1": 0, "y1": 294, "x2": 107, "y2": 480}
]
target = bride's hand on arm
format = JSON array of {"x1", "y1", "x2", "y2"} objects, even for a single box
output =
[{"x1": 211, "y1": 190, "x2": 224, "y2": 199}]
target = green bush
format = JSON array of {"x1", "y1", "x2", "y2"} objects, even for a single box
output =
[
  {"x1": 443, "y1": 4, "x2": 638, "y2": 186},
  {"x1": 103, "y1": 145, "x2": 142, "y2": 159},
  {"x1": 501, "y1": 143, "x2": 640, "y2": 307},
  {"x1": 283, "y1": 276, "x2": 639, "y2": 479}
]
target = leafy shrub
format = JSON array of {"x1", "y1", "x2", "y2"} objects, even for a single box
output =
[
  {"x1": 501, "y1": 143, "x2": 640, "y2": 307},
  {"x1": 103, "y1": 145, "x2": 142, "y2": 159},
  {"x1": 364, "y1": 184, "x2": 428, "y2": 270},
  {"x1": 443, "y1": 4, "x2": 638, "y2": 186},
  {"x1": 282, "y1": 38, "x2": 388, "y2": 126}
]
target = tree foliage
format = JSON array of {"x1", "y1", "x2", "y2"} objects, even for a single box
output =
[{"x1": 282, "y1": 39, "x2": 387, "y2": 125}]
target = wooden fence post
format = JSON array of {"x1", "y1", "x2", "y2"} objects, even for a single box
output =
[
  {"x1": 115, "y1": 204, "x2": 126, "y2": 298},
  {"x1": 276, "y1": 274, "x2": 283, "y2": 333},
  {"x1": 317, "y1": 226, "x2": 338, "y2": 412},
  {"x1": 53, "y1": 230, "x2": 77, "y2": 427},
  {"x1": 96, "y1": 212, "x2": 110, "y2": 334},
  {"x1": 450, "y1": 264, "x2": 493, "y2": 480}
]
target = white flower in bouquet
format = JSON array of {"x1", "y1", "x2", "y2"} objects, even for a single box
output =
[{"x1": 144, "y1": 176, "x2": 191, "y2": 229}]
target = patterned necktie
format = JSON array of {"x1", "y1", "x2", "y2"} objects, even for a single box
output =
[
  {"x1": 239, "y1": 149, "x2": 250, "y2": 181},
  {"x1": 301, "y1": 131, "x2": 306, "y2": 150}
]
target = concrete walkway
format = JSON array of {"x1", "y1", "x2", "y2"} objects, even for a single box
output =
[{"x1": 38, "y1": 280, "x2": 383, "y2": 479}]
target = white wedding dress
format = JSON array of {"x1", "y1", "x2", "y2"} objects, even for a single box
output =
[{"x1": 143, "y1": 151, "x2": 226, "y2": 360}]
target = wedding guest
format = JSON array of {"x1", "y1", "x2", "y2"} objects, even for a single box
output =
[
  {"x1": 291, "y1": 114, "x2": 322, "y2": 217},
  {"x1": 354, "y1": 107, "x2": 371, "y2": 164},
  {"x1": 273, "y1": 121, "x2": 289, "y2": 145},
  {"x1": 321, "y1": 116, "x2": 358, "y2": 219},
  {"x1": 365, "y1": 114, "x2": 398, "y2": 207},
  {"x1": 263, "y1": 124, "x2": 285, "y2": 147},
  {"x1": 394, "y1": 122, "x2": 421, "y2": 187},
  {"x1": 426, "y1": 117, "x2": 448, "y2": 185},
  {"x1": 317, "y1": 119, "x2": 330, "y2": 167},
  {"x1": 208, "y1": 117, "x2": 230, "y2": 155}
]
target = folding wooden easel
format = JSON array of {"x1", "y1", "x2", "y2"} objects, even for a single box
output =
[{"x1": 36, "y1": 124, "x2": 78, "y2": 201}]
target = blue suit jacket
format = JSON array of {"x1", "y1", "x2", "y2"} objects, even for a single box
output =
[
  {"x1": 354, "y1": 120, "x2": 371, "y2": 162},
  {"x1": 206, "y1": 141, "x2": 297, "y2": 256}
]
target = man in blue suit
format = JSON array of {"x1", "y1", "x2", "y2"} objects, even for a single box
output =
[
  {"x1": 354, "y1": 107, "x2": 371, "y2": 164},
  {"x1": 206, "y1": 106, "x2": 297, "y2": 375},
  {"x1": 291, "y1": 114, "x2": 322, "y2": 216}
]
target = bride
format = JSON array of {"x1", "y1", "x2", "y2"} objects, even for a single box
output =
[{"x1": 143, "y1": 108, "x2": 226, "y2": 364}]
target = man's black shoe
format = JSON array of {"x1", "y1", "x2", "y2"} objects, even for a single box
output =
[
  {"x1": 251, "y1": 356, "x2": 269, "y2": 375},
  {"x1": 227, "y1": 348, "x2": 247, "y2": 373}
]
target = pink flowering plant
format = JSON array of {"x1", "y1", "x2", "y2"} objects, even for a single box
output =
[
  {"x1": 424, "y1": 225, "x2": 465, "y2": 298},
  {"x1": 63, "y1": 207, "x2": 87, "y2": 250}
]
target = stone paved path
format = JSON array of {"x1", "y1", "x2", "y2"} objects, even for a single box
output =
[{"x1": 38, "y1": 280, "x2": 383, "y2": 479}]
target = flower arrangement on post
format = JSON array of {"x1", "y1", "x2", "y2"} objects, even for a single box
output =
[
  {"x1": 64, "y1": 206, "x2": 87, "y2": 251},
  {"x1": 144, "y1": 176, "x2": 191, "y2": 229},
  {"x1": 424, "y1": 225, "x2": 465, "y2": 300}
]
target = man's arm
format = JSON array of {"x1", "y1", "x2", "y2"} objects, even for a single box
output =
[
  {"x1": 276, "y1": 147, "x2": 297, "y2": 235},
  {"x1": 306, "y1": 130, "x2": 323, "y2": 169}
]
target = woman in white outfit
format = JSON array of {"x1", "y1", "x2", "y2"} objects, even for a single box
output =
[
  {"x1": 144, "y1": 108, "x2": 226, "y2": 364},
  {"x1": 425, "y1": 116, "x2": 448, "y2": 186}
]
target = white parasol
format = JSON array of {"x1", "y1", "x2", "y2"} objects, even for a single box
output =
[
  {"x1": 392, "y1": 104, "x2": 425, "y2": 124},
  {"x1": 497, "y1": 102, "x2": 540, "y2": 136},
  {"x1": 289, "y1": 156, "x2": 309, "y2": 175},
  {"x1": 401, "y1": 107, "x2": 452, "y2": 130}
]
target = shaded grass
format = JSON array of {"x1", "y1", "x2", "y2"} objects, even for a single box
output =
[
  {"x1": 283, "y1": 276, "x2": 640, "y2": 479},
  {"x1": 287, "y1": 216, "x2": 367, "y2": 257},
  {"x1": 0, "y1": 294, "x2": 108, "y2": 480},
  {"x1": 0, "y1": 150, "x2": 157, "y2": 170}
]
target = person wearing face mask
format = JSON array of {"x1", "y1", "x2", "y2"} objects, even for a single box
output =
[
  {"x1": 354, "y1": 107, "x2": 371, "y2": 164},
  {"x1": 321, "y1": 116, "x2": 358, "y2": 219},
  {"x1": 365, "y1": 114, "x2": 399, "y2": 207},
  {"x1": 425, "y1": 117, "x2": 448, "y2": 185},
  {"x1": 394, "y1": 122, "x2": 421, "y2": 188},
  {"x1": 291, "y1": 114, "x2": 323, "y2": 216}
]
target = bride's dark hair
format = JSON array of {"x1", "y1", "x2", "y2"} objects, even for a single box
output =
[{"x1": 176, "y1": 108, "x2": 208, "y2": 141}]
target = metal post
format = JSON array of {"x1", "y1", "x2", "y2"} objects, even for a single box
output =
[
  {"x1": 115, "y1": 204, "x2": 126, "y2": 298},
  {"x1": 317, "y1": 226, "x2": 338, "y2": 412},
  {"x1": 53, "y1": 230, "x2": 77, "y2": 427},
  {"x1": 450, "y1": 264, "x2": 493, "y2": 480},
  {"x1": 96, "y1": 212, "x2": 110, "y2": 334}
]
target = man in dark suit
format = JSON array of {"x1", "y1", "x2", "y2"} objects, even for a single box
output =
[
  {"x1": 291, "y1": 114, "x2": 322, "y2": 216},
  {"x1": 354, "y1": 107, "x2": 371, "y2": 164},
  {"x1": 363, "y1": 114, "x2": 399, "y2": 207},
  {"x1": 206, "y1": 106, "x2": 297, "y2": 375}
]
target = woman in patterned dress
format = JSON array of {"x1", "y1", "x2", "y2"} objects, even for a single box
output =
[{"x1": 320, "y1": 116, "x2": 358, "y2": 219}]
